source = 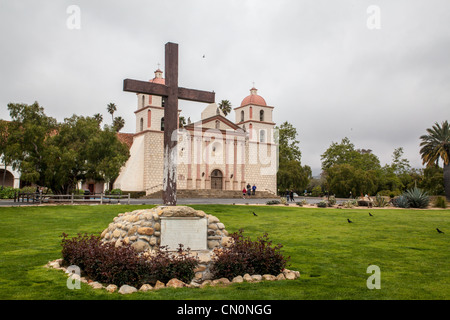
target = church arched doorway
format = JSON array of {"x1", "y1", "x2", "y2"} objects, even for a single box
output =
[
  {"x1": 210, "y1": 169, "x2": 223, "y2": 190},
  {"x1": 0, "y1": 169, "x2": 15, "y2": 188}
]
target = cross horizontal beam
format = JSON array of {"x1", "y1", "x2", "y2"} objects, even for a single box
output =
[{"x1": 123, "y1": 79, "x2": 215, "y2": 104}]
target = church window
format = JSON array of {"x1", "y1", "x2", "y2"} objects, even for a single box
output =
[
  {"x1": 142, "y1": 95, "x2": 145, "y2": 108},
  {"x1": 215, "y1": 120, "x2": 220, "y2": 129},
  {"x1": 260, "y1": 110, "x2": 264, "y2": 121},
  {"x1": 241, "y1": 110, "x2": 244, "y2": 122},
  {"x1": 250, "y1": 106, "x2": 253, "y2": 119},
  {"x1": 140, "y1": 118, "x2": 144, "y2": 132},
  {"x1": 162, "y1": 97, "x2": 166, "y2": 108},
  {"x1": 161, "y1": 117, "x2": 164, "y2": 131},
  {"x1": 260, "y1": 129, "x2": 266, "y2": 143}
]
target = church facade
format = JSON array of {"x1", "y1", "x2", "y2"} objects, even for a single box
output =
[{"x1": 114, "y1": 69, "x2": 278, "y2": 196}]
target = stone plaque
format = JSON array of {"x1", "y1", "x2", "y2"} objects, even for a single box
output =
[{"x1": 160, "y1": 217, "x2": 207, "y2": 251}]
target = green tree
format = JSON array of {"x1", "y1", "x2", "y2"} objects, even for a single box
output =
[
  {"x1": 419, "y1": 120, "x2": 450, "y2": 199},
  {"x1": 0, "y1": 120, "x2": 12, "y2": 188},
  {"x1": 325, "y1": 164, "x2": 378, "y2": 198},
  {"x1": 321, "y1": 137, "x2": 382, "y2": 197},
  {"x1": 418, "y1": 166, "x2": 445, "y2": 196},
  {"x1": 6, "y1": 102, "x2": 129, "y2": 194},
  {"x1": 218, "y1": 100, "x2": 232, "y2": 116},
  {"x1": 275, "y1": 121, "x2": 311, "y2": 193},
  {"x1": 379, "y1": 147, "x2": 412, "y2": 193}
]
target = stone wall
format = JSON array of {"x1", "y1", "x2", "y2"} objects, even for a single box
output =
[{"x1": 100, "y1": 206, "x2": 232, "y2": 282}]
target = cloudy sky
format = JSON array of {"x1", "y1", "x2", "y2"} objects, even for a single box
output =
[{"x1": 1, "y1": 0, "x2": 449, "y2": 175}]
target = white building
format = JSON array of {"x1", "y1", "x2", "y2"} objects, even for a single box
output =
[{"x1": 114, "y1": 69, "x2": 278, "y2": 196}]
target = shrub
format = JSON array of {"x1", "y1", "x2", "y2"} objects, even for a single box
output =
[
  {"x1": 296, "y1": 199, "x2": 308, "y2": 206},
  {"x1": 392, "y1": 195, "x2": 410, "y2": 208},
  {"x1": 403, "y1": 187, "x2": 430, "y2": 209},
  {"x1": 60, "y1": 233, "x2": 199, "y2": 287},
  {"x1": 20, "y1": 186, "x2": 37, "y2": 194},
  {"x1": 210, "y1": 230, "x2": 290, "y2": 280},
  {"x1": 373, "y1": 194, "x2": 389, "y2": 207},
  {"x1": 0, "y1": 187, "x2": 17, "y2": 199},
  {"x1": 343, "y1": 200, "x2": 354, "y2": 208},
  {"x1": 434, "y1": 196, "x2": 447, "y2": 208},
  {"x1": 266, "y1": 200, "x2": 280, "y2": 205},
  {"x1": 317, "y1": 201, "x2": 327, "y2": 208},
  {"x1": 327, "y1": 196, "x2": 336, "y2": 206},
  {"x1": 109, "y1": 189, "x2": 122, "y2": 195}
]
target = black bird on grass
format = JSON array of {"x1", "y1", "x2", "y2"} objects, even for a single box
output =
[
  {"x1": 252, "y1": 211, "x2": 258, "y2": 216},
  {"x1": 369, "y1": 212, "x2": 373, "y2": 217},
  {"x1": 347, "y1": 218, "x2": 353, "y2": 223},
  {"x1": 436, "y1": 228, "x2": 444, "y2": 234}
]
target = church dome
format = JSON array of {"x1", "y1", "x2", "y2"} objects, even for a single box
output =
[
  {"x1": 240, "y1": 87, "x2": 266, "y2": 107},
  {"x1": 150, "y1": 69, "x2": 165, "y2": 85}
]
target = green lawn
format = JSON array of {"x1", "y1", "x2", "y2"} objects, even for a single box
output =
[{"x1": 0, "y1": 204, "x2": 448, "y2": 300}]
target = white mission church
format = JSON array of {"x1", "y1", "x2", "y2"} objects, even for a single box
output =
[{"x1": 114, "y1": 68, "x2": 278, "y2": 196}]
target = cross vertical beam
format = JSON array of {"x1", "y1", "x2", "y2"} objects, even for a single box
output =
[{"x1": 163, "y1": 42, "x2": 179, "y2": 206}]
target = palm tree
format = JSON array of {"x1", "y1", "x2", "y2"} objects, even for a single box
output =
[
  {"x1": 93, "y1": 113, "x2": 103, "y2": 127},
  {"x1": 420, "y1": 120, "x2": 450, "y2": 199},
  {"x1": 107, "y1": 103, "x2": 117, "y2": 122},
  {"x1": 218, "y1": 100, "x2": 232, "y2": 116},
  {"x1": 113, "y1": 116, "x2": 125, "y2": 132}
]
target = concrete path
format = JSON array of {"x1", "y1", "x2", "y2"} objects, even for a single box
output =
[{"x1": 0, "y1": 196, "x2": 347, "y2": 207}]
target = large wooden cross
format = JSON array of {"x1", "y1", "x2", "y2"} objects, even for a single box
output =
[{"x1": 123, "y1": 42, "x2": 215, "y2": 205}]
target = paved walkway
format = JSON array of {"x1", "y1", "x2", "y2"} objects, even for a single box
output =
[{"x1": 0, "y1": 196, "x2": 347, "y2": 207}]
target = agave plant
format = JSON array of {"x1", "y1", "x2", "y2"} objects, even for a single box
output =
[
  {"x1": 393, "y1": 195, "x2": 410, "y2": 208},
  {"x1": 403, "y1": 187, "x2": 430, "y2": 208},
  {"x1": 373, "y1": 194, "x2": 389, "y2": 207}
]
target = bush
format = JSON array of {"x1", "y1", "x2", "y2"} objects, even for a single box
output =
[
  {"x1": 0, "y1": 187, "x2": 17, "y2": 199},
  {"x1": 403, "y1": 187, "x2": 430, "y2": 209},
  {"x1": 266, "y1": 200, "x2": 280, "y2": 205},
  {"x1": 373, "y1": 194, "x2": 389, "y2": 207},
  {"x1": 296, "y1": 199, "x2": 308, "y2": 206},
  {"x1": 342, "y1": 200, "x2": 354, "y2": 208},
  {"x1": 392, "y1": 195, "x2": 410, "y2": 208},
  {"x1": 210, "y1": 230, "x2": 290, "y2": 280},
  {"x1": 317, "y1": 201, "x2": 327, "y2": 208},
  {"x1": 60, "y1": 233, "x2": 199, "y2": 287},
  {"x1": 109, "y1": 189, "x2": 122, "y2": 195},
  {"x1": 327, "y1": 196, "x2": 336, "y2": 206},
  {"x1": 434, "y1": 196, "x2": 447, "y2": 208}
]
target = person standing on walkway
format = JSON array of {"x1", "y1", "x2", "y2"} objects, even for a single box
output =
[
  {"x1": 252, "y1": 184, "x2": 256, "y2": 196},
  {"x1": 247, "y1": 183, "x2": 251, "y2": 196},
  {"x1": 290, "y1": 190, "x2": 294, "y2": 202},
  {"x1": 242, "y1": 188, "x2": 247, "y2": 199}
]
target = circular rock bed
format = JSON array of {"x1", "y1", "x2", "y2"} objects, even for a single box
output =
[{"x1": 45, "y1": 258, "x2": 300, "y2": 294}]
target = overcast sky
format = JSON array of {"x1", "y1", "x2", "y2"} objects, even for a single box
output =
[{"x1": 1, "y1": 0, "x2": 449, "y2": 175}]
